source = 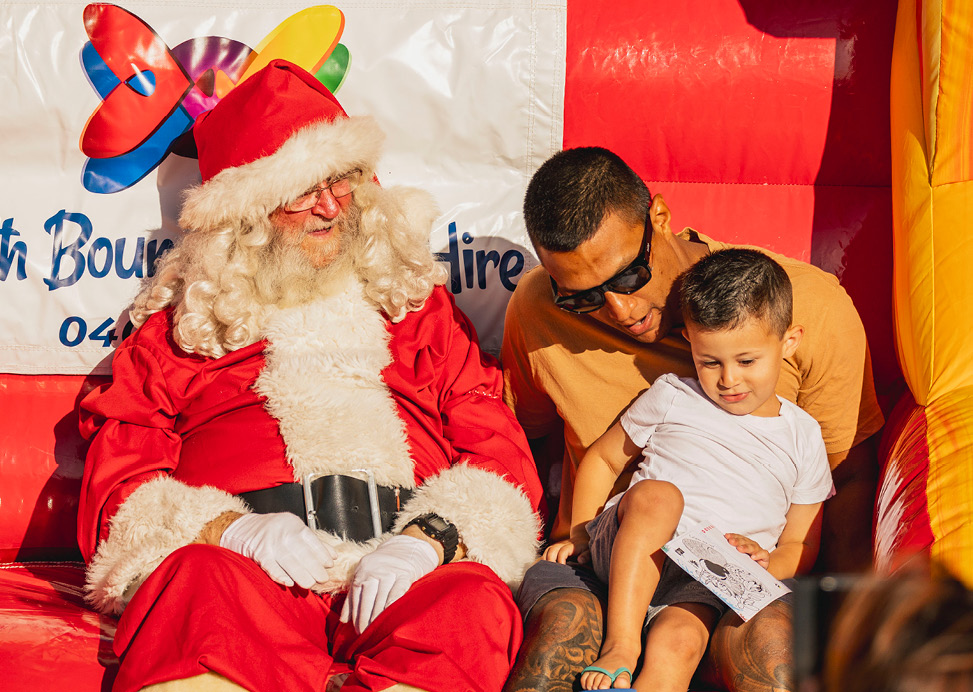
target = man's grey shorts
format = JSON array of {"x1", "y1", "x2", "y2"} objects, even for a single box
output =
[{"x1": 517, "y1": 503, "x2": 729, "y2": 623}]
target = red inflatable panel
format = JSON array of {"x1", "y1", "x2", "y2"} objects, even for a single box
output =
[
  {"x1": 0, "y1": 562, "x2": 117, "y2": 687},
  {"x1": 564, "y1": 0, "x2": 902, "y2": 404},
  {"x1": 0, "y1": 374, "x2": 118, "y2": 687},
  {"x1": 874, "y1": 392, "x2": 934, "y2": 573},
  {"x1": 0, "y1": 374, "x2": 106, "y2": 562},
  {"x1": 0, "y1": 1, "x2": 912, "y2": 689}
]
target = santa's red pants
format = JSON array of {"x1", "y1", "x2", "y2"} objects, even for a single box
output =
[{"x1": 111, "y1": 544, "x2": 524, "y2": 692}]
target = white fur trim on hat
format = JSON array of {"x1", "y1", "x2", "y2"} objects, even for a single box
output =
[
  {"x1": 85, "y1": 475, "x2": 249, "y2": 615},
  {"x1": 180, "y1": 115, "x2": 384, "y2": 232},
  {"x1": 392, "y1": 464, "x2": 541, "y2": 589}
]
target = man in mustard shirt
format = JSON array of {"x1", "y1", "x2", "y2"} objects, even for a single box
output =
[{"x1": 501, "y1": 147, "x2": 884, "y2": 692}]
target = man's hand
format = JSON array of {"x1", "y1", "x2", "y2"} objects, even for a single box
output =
[
  {"x1": 340, "y1": 534, "x2": 438, "y2": 633},
  {"x1": 219, "y1": 512, "x2": 336, "y2": 588},
  {"x1": 725, "y1": 533, "x2": 770, "y2": 569},
  {"x1": 542, "y1": 537, "x2": 589, "y2": 564}
]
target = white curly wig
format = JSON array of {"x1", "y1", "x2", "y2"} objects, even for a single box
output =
[{"x1": 131, "y1": 161, "x2": 448, "y2": 360}]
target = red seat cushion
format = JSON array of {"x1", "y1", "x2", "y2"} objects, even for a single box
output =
[{"x1": 0, "y1": 562, "x2": 117, "y2": 689}]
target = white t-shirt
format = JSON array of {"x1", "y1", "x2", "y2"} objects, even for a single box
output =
[{"x1": 609, "y1": 373, "x2": 834, "y2": 551}]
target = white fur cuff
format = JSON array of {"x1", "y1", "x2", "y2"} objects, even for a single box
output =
[
  {"x1": 392, "y1": 464, "x2": 541, "y2": 589},
  {"x1": 85, "y1": 475, "x2": 249, "y2": 615}
]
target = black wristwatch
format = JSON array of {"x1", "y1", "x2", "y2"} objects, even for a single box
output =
[{"x1": 405, "y1": 513, "x2": 459, "y2": 564}]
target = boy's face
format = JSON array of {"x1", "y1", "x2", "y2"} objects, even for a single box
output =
[{"x1": 684, "y1": 317, "x2": 803, "y2": 417}]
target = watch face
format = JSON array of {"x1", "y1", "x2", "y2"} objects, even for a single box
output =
[{"x1": 425, "y1": 515, "x2": 448, "y2": 532}]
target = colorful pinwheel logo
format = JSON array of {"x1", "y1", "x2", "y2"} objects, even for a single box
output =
[{"x1": 79, "y1": 3, "x2": 351, "y2": 193}]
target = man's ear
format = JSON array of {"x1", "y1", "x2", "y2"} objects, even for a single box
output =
[
  {"x1": 649, "y1": 194, "x2": 672, "y2": 235},
  {"x1": 782, "y1": 324, "x2": 804, "y2": 358}
]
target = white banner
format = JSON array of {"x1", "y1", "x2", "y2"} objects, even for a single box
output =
[{"x1": 0, "y1": 0, "x2": 565, "y2": 374}]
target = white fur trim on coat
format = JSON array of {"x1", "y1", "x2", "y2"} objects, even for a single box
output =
[
  {"x1": 392, "y1": 464, "x2": 541, "y2": 589},
  {"x1": 253, "y1": 275, "x2": 415, "y2": 487},
  {"x1": 180, "y1": 116, "x2": 384, "y2": 232},
  {"x1": 85, "y1": 475, "x2": 249, "y2": 615}
]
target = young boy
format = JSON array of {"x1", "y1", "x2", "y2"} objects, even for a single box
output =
[{"x1": 543, "y1": 248, "x2": 834, "y2": 692}]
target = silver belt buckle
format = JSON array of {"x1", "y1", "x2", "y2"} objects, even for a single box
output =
[{"x1": 301, "y1": 469, "x2": 384, "y2": 539}]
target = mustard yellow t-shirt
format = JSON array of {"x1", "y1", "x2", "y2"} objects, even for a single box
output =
[{"x1": 501, "y1": 229, "x2": 884, "y2": 540}]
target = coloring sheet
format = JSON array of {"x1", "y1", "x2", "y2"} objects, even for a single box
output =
[{"x1": 663, "y1": 521, "x2": 791, "y2": 621}]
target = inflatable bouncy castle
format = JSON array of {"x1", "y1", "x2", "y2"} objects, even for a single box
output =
[
  {"x1": 876, "y1": 0, "x2": 973, "y2": 584},
  {"x1": 561, "y1": 0, "x2": 973, "y2": 587},
  {"x1": 0, "y1": 0, "x2": 969, "y2": 689}
]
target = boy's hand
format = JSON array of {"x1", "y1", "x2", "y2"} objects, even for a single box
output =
[
  {"x1": 542, "y1": 537, "x2": 589, "y2": 564},
  {"x1": 725, "y1": 533, "x2": 770, "y2": 569}
]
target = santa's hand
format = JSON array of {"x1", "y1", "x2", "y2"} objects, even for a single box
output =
[
  {"x1": 219, "y1": 512, "x2": 336, "y2": 588},
  {"x1": 340, "y1": 534, "x2": 438, "y2": 633}
]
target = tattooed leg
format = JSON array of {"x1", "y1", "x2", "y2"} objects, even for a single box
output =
[
  {"x1": 696, "y1": 596, "x2": 794, "y2": 692},
  {"x1": 503, "y1": 588, "x2": 606, "y2": 692}
]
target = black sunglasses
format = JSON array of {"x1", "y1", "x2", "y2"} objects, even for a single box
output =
[{"x1": 550, "y1": 214, "x2": 653, "y2": 314}]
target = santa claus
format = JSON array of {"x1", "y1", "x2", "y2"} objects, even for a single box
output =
[{"x1": 78, "y1": 59, "x2": 543, "y2": 692}]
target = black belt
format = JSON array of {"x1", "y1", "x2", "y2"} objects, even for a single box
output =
[{"x1": 238, "y1": 473, "x2": 413, "y2": 543}]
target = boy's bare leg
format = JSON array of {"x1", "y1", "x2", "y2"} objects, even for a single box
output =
[
  {"x1": 635, "y1": 603, "x2": 718, "y2": 692},
  {"x1": 581, "y1": 481, "x2": 683, "y2": 690}
]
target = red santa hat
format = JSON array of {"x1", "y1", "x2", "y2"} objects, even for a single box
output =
[{"x1": 180, "y1": 59, "x2": 385, "y2": 232}]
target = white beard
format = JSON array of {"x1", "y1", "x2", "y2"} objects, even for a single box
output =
[{"x1": 251, "y1": 205, "x2": 364, "y2": 311}]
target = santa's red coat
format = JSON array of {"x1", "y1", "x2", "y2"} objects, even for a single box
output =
[{"x1": 77, "y1": 286, "x2": 543, "y2": 692}]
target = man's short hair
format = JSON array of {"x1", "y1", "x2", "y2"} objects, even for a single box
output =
[
  {"x1": 523, "y1": 147, "x2": 651, "y2": 252},
  {"x1": 680, "y1": 248, "x2": 793, "y2": 337}
]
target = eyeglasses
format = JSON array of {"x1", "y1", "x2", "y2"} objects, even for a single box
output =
[
  {"x1": 283, "y1": 170, "x2": 364, "y2": 213},
  {"x1": 550, "y1": 213, "x2": 653, "y2": 314}
]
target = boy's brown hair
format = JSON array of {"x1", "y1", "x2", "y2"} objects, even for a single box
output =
[{"x1": 680, "y1": 248, "x2": 792, "y2": 337}]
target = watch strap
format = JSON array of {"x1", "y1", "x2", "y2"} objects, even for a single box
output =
[{"x1": 406, "y1": 513, "x2": 458, "y2": 564}]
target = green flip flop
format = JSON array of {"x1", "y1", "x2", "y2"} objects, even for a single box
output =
[{"x1": 580, "y1": 665, "x2": 633, "y2": 689}]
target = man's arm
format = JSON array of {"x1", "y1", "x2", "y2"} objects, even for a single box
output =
[{"x1": 819, "y1": 436, "x2": 879, "y2": 573}]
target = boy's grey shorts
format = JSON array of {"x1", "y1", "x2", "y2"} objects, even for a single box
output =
[{"x1": 517, "y1": 503, "x2": 730, "y2": 623}]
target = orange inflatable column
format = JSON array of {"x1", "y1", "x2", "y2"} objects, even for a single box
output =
[{"x1": 886, "y1": 0, "x2": 973, "y2": 584}]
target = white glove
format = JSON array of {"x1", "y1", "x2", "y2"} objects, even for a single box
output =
[
  {"x1": 219, "y1": 512, "x2": 336, "y2": 589},
  {"x1": 340, "y1": 534, "x2": 439, "y2": 633}
]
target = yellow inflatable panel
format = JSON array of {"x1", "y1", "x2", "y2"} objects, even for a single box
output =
[
  {"x1": 891, "y1": 0, "x2": 973, "y2": 583},
  {"x1": 925, "y1": 387, "x2": 973, "y2": 583}
]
